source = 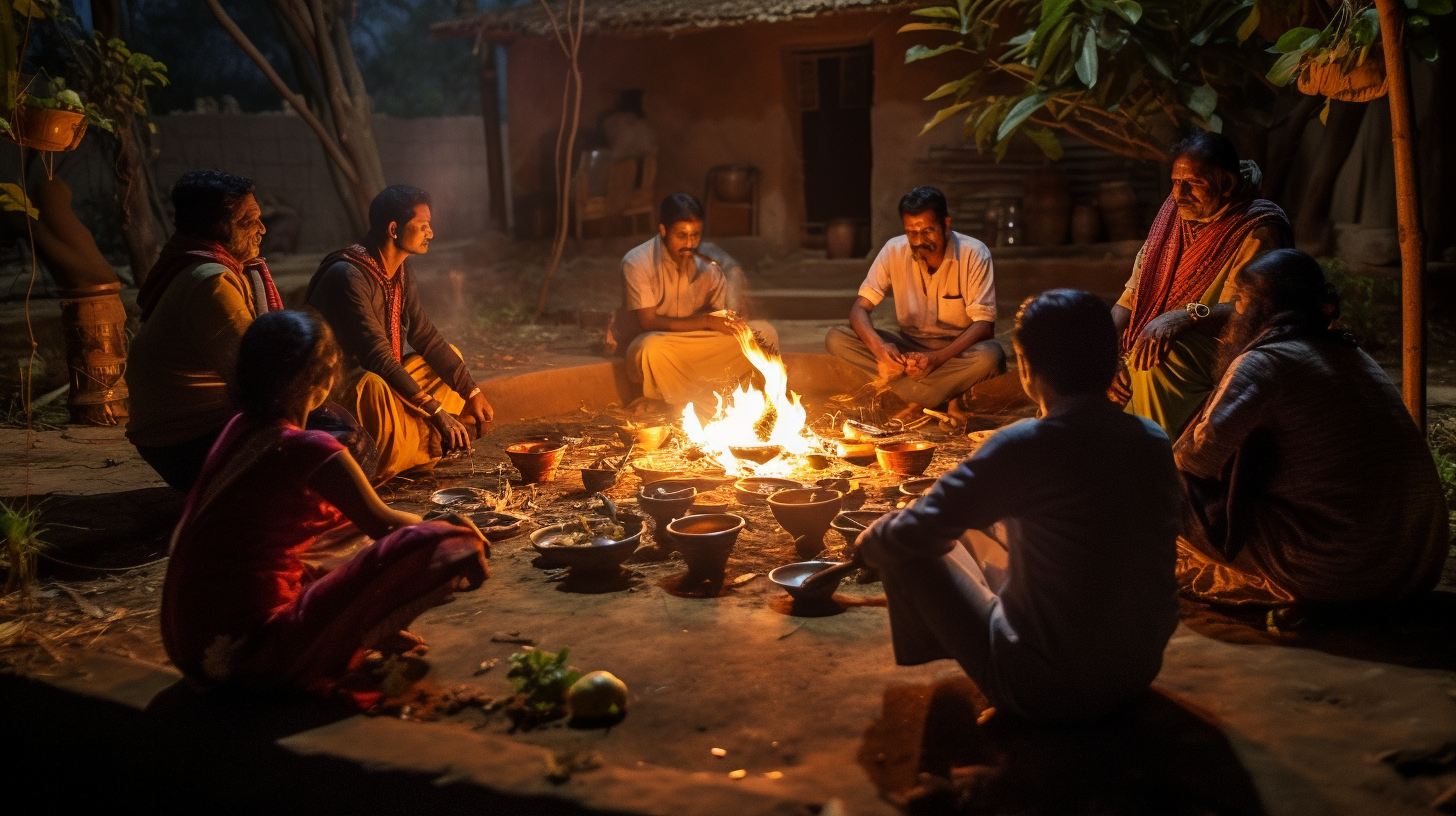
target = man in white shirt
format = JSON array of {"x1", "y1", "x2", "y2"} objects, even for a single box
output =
[
  {"x1": 825, "y1": 187, "x2": 1004, "y2": 418},
  {"x1": 622, "y1": 193, "x2": 779, "y2": 411}
]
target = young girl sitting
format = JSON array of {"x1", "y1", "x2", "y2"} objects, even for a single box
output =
[{"x1": 161, "y1": 310, "x2": 488, "y2": 697}]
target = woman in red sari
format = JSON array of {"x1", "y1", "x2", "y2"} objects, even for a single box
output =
[{"x1": 161, "y1": 310, "x2": 488, "y2": 696}]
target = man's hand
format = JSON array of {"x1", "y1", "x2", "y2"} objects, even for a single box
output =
[
  {"x1": 903, "y1": 350, "x2": 947, "y2": 379},
  {"x1": 1128, "y1": 309, "x2": 1194, "y2": 371},
  {"x1": 430, "y1": 410, "x2": 472, "y2": 452},
  {"x1": 873, "y1": 345, "x2": 908, "y2": 383},
  {"x1": 705, "y1": 310, "x2": 747, "y2": 335},
  {"x1": 461, "y1": 391, "x2": 494, "y2": 439}
]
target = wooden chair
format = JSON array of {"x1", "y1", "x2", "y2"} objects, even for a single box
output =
[{"x1": 575, "y1": 150, "x2": 657, "y2": 238}]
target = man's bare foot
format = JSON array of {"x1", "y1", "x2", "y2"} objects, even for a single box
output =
[{"x1": 376, "y1": 629, "x2": 429, "y2": 656}]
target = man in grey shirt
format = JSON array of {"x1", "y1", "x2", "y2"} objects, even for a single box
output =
[{"x1": 824, "y1": 289, "x2": 1182, "y2": 721}]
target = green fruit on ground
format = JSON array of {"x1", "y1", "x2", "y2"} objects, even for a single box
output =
[{"x1": 568, "y1": 670, "x2": 628, "y2": 719}]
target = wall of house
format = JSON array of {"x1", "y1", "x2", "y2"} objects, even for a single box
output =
[{"x1": 500, "y1": 7, "x2": 965, "y2": 255}]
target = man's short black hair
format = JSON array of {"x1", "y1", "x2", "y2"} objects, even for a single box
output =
[
  {"x1": 659, "y1": 193, "x2": 704, "y2": 228},
  {"x1": 368, "y1": 185, "x2": 431, "y2": 238},
  {"x1": 172, "y1": 170, "x2": 255, "y2": 241},
  {"x1": 898, "y1": 186, "x2": 949, "y2": 221},
  {"x1": 1014, "y1": 289, "x2": 1119, "y2": 395},
  {"x1": 1170, "y1": 130, "x2": 1241, "y2": 178}
]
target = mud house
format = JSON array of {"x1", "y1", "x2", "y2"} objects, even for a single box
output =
[{"x1": 432, "y1": 0, "x2": 1166, "y2": 257}]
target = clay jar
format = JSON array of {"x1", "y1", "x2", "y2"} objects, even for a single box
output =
[
  {"x1": 1071, "y1": 203, "x2": 1102, "y2": 245},
  {"x1": 1021, "y1": 169, "x2": 1071, "y2": 246},
  {"x1": 506, "y1": 441, "x2": 567, "y2": 483},
  {"x1": 636, "y1": 482, "x2": 697, "y2": 545},
  {"x1": 666, "y1": 514, "x2": 746, "y2": 583},
  {"x1": 768, "y1": 488, "x2": 844, "y2": 560},
  {"x1": 830, "y1": 509, "x2": 886, "y2": 550},
  {"x1": 580, "y1": 467, "x2": 619, "y2": 493},
  {"x1": 826, "y1": 217, "x2": 857, "y2": 259},
  {"x1": 713, "y1": 166, "x2": 754, "y2": 203},
  {"x1": 875, "y1": 441, "x2": 937, "y2": 476},
  {"x1": 1098, "y1": 180, "x2": 1142, "y2": 242}
]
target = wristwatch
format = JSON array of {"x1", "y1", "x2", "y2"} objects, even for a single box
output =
[{"x1": 1185, "y1": 302, "x2": 1211, "y2": 322}]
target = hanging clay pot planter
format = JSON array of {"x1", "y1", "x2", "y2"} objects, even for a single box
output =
[
  {"x1": 1297, "y1": 51, "x2": 1387, "y2": 102},
  {"x1": 6, "y1": 103, "x2": 88, "y2": 152}
]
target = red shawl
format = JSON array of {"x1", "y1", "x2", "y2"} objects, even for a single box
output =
[
  {"x1": 1122, "y1": 193, "x2": 1289, "y2": 352},
  {"x1": 138, "y1": 234, "x2": 282, "y2": 322},
  {"x1": 317, "y1": 244, "x2": 404, "y2": 363}
]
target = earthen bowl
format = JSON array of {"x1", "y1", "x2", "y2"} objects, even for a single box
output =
[
  {"x1": 768, "y1": 488, "x2": 844, "y2": 559},
  {"x1": 431, "y1": 486, "x2": 486, "y2": 507},
  {"x1": 827, "y1": 436, "x2": 876, "y2": 466},
  {"x1": 732, "y1": 477, "x2": 803, "y2": 506},
  {"x1": 875, "y1": 440, "x2": 937, "y2": 476},
  {"x1": 898, "y1": 477, "x2": 937, "y2": 498},
  {"x1": 769, "y1": 560, "x2": 848, "y2": 602},
  {"x1": 728, "y1": 444, "x2": 784, "y2": 465},
  {"x1": 632, "y1": 459, "x2": 685, "y2": 484},
  {"x1": 466, "y1": 510, "x2": 531, "y2": 542},
  {"x1": 636, "y1": 482, "x2": 698, "y2": 544},
  {"x1": 617, "y1": 424, "x2": 671, "y2": 452},
  {"x1": 529, "y1": 515, "x2": 643, "y2": 573},
  {"x1": 507, "y1": 441, "x2": 568, "y2": 483},
  {"x1": 666, "y1": 513, "x2": 745, "y2": 582},
  {"x1": 830, "y1": 509, "x2": 886, "y2": 550},
  {"x1": 580, "y1": 467, "x2": 620, "y2": 493},
  {"x1": 689, "y1": 493, "x2": 730, "y2": 515}
]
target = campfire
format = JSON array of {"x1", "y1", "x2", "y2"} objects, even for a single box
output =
[{"x1": 679, "y1": 327, "x2": 818, "y2": 477}]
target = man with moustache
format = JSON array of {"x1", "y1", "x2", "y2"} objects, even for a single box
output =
[
  {"x1": 620, "y1": 193, "x2": 779, "y2": 411},
  {"x1": 127, "y1": 171, "x2": 294, "y2": 489},
  {"x1": 1112, "y1": 131, "x2": 1292, "y2": 437},
  {"x1": 307, "y1": 185, "x2": 494, "y2": 483},
  {"x1": 825, "y1": 186, "x2": 1004, "y2": 420},
  {"x1": 1174, "y1": 249, "x2": 1448, "y2": 606}
]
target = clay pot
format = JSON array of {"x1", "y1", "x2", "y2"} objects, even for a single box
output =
[
  {"x1": 666, "y1": 514, "x2": 746, "y2": 582},
  {"x1": 1071, "y1": 203, "x2": 1102, "y2": 245},
  {"x1": 637, "y1": 481, "x2": 698, "y2": 546},
  {"x1": 9, "y1": 104, "x2": 87, "y2": 152},
  {"x1": 728, "y1": 444, "x2": 783, "y2": 465},
  {"x1": 768, "y1": 488, "x2": 844, "y2": 559},
  {"x1": 827, "y1": 436, "x2": 875, "y2": 466},
  {"x1": 581, "y1": 467, "x2": 619, "y2": 493},
  {"x1": 689, "y1": 494, "x2": 730, "y2": 515},
  {"x1": 617, "y1": 424, "x2": 670, "y2": 451},
  {"x1": 507, "y1": 441, "x2": 567, "y2": 483},
  {"x1": 898, "y1": 477, "x2": 937, "y2": 498},
  {"x1": 632, "y1": 459, "x2": 685, "y2": 484},
  {"x1": 769, "y1": 560, "x2": 848, "y2": 602},
  {"x1": 1098, "y1": 180, "x2": 1142, "y2": 242},
  {"x1": 59, "y1": 284, "x2": 129, "y2": 426},
  {"x1": 831, "y1": 510, "x2": 886, "y2": 550},
  {"x1": 713, "y1": 166, "x2": 754, "y2": 203},
  {"x1": 733, "y1": 477, "x2": 803, "y2": 506},
  {"x1": 530, "y1": 516, "x2": 643, "y2": 574},
  {"x1": 1021, "y1": 169, "x2": 1071, "y2": 246},
  {"x1": 826, "y1": 217, "x2": 856, "y2": 259},
  {"x1": 875, "y1": 441, "x2": 937, "y2": 476}
]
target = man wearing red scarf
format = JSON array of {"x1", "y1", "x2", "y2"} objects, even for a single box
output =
[
  {"x1": 307, "y1": 186, "x2": 494, "y2": 483},
  {"x1": 1110, "y1": 132, "x2": 1292, "y2": 438},
  {"x1": 126, "y1": 171, "x2": 283, "y2": 489}
]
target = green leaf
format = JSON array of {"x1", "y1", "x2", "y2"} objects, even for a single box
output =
[
  {"x1": 1111, "y1": 0, "x2": 1141, "y2": 24},
  {"x1": 1418, "y1": 0, "x2": 1452, "y2": 15},
  {"x1": 906, "y1": 42, "x2": 962, "y2": 63},
  {"x1": 1142, "y1": 46, "x2": 1176, "y2": 80},
  {"x1": 1187, "y1": 83, "x2": 1217, "y2": 119},
  {"x1": 997, "y1": 91, "x2": 1050, "y2": 141},
  {"x1": 1319, "y1": 97, "x2": 1332, "y2": 125},
  {"x1": 1033, "y1": 16, "x2": 1075, "y2": 85},
  {"x1": 1273, "y1": 27, "x2": 1321, "y2": 54},
  {"x1": 921, "y1": 100, "x2": 975, "y2": 135},
  {"x1": 899, "y1": 22, "x2": 960, "y2": 34},
  {"x1": 1022, "y1": 125, "x2": 1065, "y2": 160},
  {"x1": 1237, "y1": 6, "x2": 1260, "y2": 42},
  {"x1": 1411, "y1": 33, "x2": 1439, "y2": 61},
  {"x1": 12, "y1": 0, "x2": 45, "y2": 19},
  {"x1": 1408, "y1": 14, "x2": 1430, "y2": 30},
  {"x1": 1405, "y1": 0, "x2": 1420, "y2": 8},
  {"x1": 924, "y1": 72, "x2": 981, "y2": 100},
  {"x1": 1076, "y1": 26, "x2": 1099, "y2": 86},
  {"x1": 911, "y1": 6, "x2": 963, "y2": 17},
  {"x1": 1006, "y1": 29, "x2": 1036, "y2": 48},
  {"x1": 1266, "y1": 48, "x2": 1308, "y2": 85}
]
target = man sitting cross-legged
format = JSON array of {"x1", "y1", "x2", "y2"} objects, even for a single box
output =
[
  {"x1": 1175, "y1": 249, "x2": 1448, "y2": 606},
  {"x1": 815, "y1": 290, "x2": 1183, "y2": 721},
  {"x1": 825, "y1": 186, "x2": 1005, "y2": 420},
  {"x1": 307, "y1": 185, "x2": 495, "y2": 483},
  {"x1": 621, "y1": 193, "x2": 779, "y2": 412}
]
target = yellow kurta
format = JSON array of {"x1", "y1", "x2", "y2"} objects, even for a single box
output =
[{"x1": 342, "y1": 349, "x2": 466, "y2": 484}]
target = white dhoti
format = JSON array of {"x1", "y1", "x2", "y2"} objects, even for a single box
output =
[{"x1": 627, "y1": 321, "x2": 779, "y2": 408}]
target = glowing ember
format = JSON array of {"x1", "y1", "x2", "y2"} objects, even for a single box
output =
[{"x1": 680, "y1": 326, "x2": 816, "y2": 476}]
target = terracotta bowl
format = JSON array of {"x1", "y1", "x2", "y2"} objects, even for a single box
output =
[
  {"x1": 875, "y1": 441, "x2": 937, "y2": 476},
  {"x1": 767, "y1": 488, "x2": 844, "y2": 559},
  {"x1": 636, "y1": 482, "x2": 698, "y2": 545},
  {"x1": 898, "y1": 477, "x2": 937, "y2": 497},
  {"x1": 529, "y1": 516, "x2": 643, "y2": 573},
  {"x1": 728, "y1": 444, "x2": 783, "y2": 465},
  {"x1": 732, "y1": 477, "x2": 803, "y2": 506},
  {"x1": 632, "y1": 459, "x2": 685, "y2": 484},
  {"x1": 617, "y1": 424, "x2": 670, "y2": 452},
  {"x1": 689, "y1": 493, "x2": 730, "y2": 515},
  {"x1": 507, "y1": 441, "x2": 568, "y2": 483},
  {"x1": 666, "y1": 513, "x2": 745, "y2": 582},
  {"x1": 826, "y1": 436, "x2": 876, "y2": 466},
  {"x1": 580, "y1": 467, "x2": 620, "y2": 493},
  {"x1": 830, "y1": 509, "x2": 886, "y2": 550},
  {"x1": 769, "y1": 560, "x2": 847, "y2": 602}
]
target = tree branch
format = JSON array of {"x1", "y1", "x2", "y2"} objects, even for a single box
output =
[{"x1": 204, "y1": 0, "x2": 359, "y2": 184}]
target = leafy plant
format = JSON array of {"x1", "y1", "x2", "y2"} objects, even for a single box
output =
[
  {"x1": 902, "y1": 0, "x2": 1277, "y2": 162},
  {"x1": 1, "y1": 499, "x2": 47, "y2": 598},
  {"x1": 506, "y1": 647, "x2": 582, "y2": 717},
  {"x1": 1319, "y1": 256, "x2": 1398, "y2": 348}
]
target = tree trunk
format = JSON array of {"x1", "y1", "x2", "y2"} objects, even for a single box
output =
[
  {"x1": 112, "y1": 118, "x2": 166, "y2": 281},
  {"x1": 475, "y1": 39, "x2": 508, "y2": 231},
  {"x1": 1375, "y1": 0, "x2": 1426, "y2": 427}
]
